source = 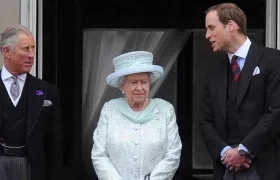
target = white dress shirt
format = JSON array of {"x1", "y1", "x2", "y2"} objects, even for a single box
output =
[
  {"x1": 227, "y1": 36, "x2": 251, "y2": 70},
  {"x1": 1, "y1": 66, "x2": 27, "y2": 106}
]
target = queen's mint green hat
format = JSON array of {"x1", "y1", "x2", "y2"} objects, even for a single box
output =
[{"x1": 106, "y1": 51, "x2": 164, "y2": 88}]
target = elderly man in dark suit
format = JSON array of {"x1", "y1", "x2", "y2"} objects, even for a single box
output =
[
  {"x1": 0, "y1": 25, "x2": 63, "y2": 180},
  {"x1": 200, "y1": 3, "x2": 280, "y2": 180}
]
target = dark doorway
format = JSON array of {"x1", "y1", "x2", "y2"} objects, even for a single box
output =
[{"x1": 42, "y1": 0, "x2": 266, "y2": 179}]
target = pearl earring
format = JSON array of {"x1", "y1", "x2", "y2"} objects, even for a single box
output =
[{"x1": 122, "y1": 90, "x2": 124, "y2": 94}]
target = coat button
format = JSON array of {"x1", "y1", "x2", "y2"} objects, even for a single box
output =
[{"x1": 133, "y1": 127, "x2": 139, "y2": 130}]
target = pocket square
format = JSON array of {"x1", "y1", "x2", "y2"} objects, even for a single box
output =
[
  {"x1": 43, "y1": 100, "x2": 52, "y2": 106},
  {"x1": 253, "y1": 66, "x2": 260, "y2": 76}
]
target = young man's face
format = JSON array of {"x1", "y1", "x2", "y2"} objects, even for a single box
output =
[{"x1": 205, "y1": 10, "x2": 231, "y2": 52}]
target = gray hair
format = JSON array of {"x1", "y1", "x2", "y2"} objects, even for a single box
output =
[
  {"x1": 0, "y1": 24, "x2": 33, "y2": 54},
  {"x1": 118, "y1": 76, "x2": 126, "y2": 88}
]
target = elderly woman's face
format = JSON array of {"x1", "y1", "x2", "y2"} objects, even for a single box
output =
[{"x1": 122, "y1": 73, "x2": 150, "y2": 104}]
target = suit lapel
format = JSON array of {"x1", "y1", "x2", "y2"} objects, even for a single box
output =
[
  {"x1": 215, "y1": 56, "x2": 228, "y2": 118},
  {"x1": 236, "y1": 43, "x2": 262, "y2": 110},
  {"x1": 26, "y1": 74, "x2": 46, "y2": 136}
]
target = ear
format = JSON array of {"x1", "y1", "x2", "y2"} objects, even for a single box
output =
[
  {"x1": 227, "y1": 20, "x2": 236, "y2": 31},
  {"x1": 2, "y1": 46, "x2": 12, "y2": 59}
]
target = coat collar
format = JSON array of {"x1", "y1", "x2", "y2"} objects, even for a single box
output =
[
  {"x1": 236, "y1": 43, "x2": 262, "y2": 110},
  {"x1": 26, "y1": 74, "x2": 47, "y2": 136},
  {"x1": 215, "y1": 43, "x2": 263, "y2": 115}
]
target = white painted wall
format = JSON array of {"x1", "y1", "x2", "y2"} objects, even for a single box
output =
[{"x1": 0, "y1": 0, "x2": 20, "y2": 65}]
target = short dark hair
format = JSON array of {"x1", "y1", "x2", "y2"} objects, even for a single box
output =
[{"x1": 206, "y1": 3, "x2": 247, "y2": 35}]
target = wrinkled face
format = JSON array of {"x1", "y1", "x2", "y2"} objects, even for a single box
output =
[
  {"x1": 3, "y1": 33, "x2": 35, "y2": 75},
  {"x1": 122, "y1": 73, "x2": 150, "y2": 105},
  {"x1": 205, "y1": 10, "x2": 231, "y2": 52}
]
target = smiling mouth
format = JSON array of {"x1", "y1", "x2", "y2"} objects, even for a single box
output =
[{"x1": 209, "y1": 41, "x2": 216, "y2": 48}]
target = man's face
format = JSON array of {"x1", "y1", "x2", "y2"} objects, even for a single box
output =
[
  {"x1": 3, "y1": 33, "x2": 35, "y2": 75},
  {"x1": 205, "y1": 10, "x2": 230, "y2": 52}
]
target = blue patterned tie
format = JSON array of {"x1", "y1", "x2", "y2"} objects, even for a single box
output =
[{"x1": 10, "y1": 76, "x2": 20, "y2": 100}]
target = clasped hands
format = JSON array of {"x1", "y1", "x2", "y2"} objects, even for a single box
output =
[{"x1": 221, "y1": 148, "x2": 252, "y2": 172}]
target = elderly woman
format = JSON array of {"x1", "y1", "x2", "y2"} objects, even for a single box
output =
[{"x1": 91, "y1": 51, "x2": 182, "y2": 180}]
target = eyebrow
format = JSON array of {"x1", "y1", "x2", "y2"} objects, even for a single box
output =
[
  {"x1": 127, "y1": 79, "x2": 149, "y2": 81},
  {"x1": 207, "y1": 25, "x2": 215, "y2": 28},
  {"x1": 21, "y1": 44, "x2": 36, "y2": 47}
]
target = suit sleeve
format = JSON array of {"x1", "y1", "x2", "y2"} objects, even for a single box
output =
[
  {"x1": 199, "y1": 72, "x2": 228, "y2": 162},
  {"x1": 91, "y1": 103, "x2": 123, "y2": 180},
  {"x1": 45, "y1": 86, "x2": 64, "y2": 179},
  {"x1": 241, "y1": 53, "x2": 280, "y2": 158}
]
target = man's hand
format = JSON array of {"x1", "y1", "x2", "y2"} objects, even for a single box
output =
[
  {"x1": 233, "y1": 157, "x2": 252, "y2": 172},
  {"x1": 221, "y1": 148, "x2": 252, "y2": 171}
]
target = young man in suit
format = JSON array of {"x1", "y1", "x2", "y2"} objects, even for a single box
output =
[
  {"x1": 200, "y1": 3, "x2": 280, "y2": 180},
  {"x1": 0, "y1": 25, "x2": 63, "y2": 179}
]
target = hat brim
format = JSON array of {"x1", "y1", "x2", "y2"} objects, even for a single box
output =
[{"x1": 106, "y1": 65, "x2": 163, "y2": 88}]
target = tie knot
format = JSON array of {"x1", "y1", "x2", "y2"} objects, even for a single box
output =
[
  {"x1": 11, "y1": 76, "x2": 17, "y2": 81},
  {"x1": 231, "y1": 55, "x2": 238, "y2": 63}
]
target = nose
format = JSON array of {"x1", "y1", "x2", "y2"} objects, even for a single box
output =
[
  {"x1": 205, "y1": 30, "x2": 211, "y2": 40},
  {"x1": 27, "y1": 48, "x2": 35, "y2": 58},
  {"x1": 28, "y1": 51, "x2": 35, "y2": 58},
  {"x1": 136, "y1": 82, "x2": 142, "y2": 90}
]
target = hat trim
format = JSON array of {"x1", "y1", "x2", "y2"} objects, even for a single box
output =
[{"x1": 106, "y1": 65, "x2": 163, "y2": 88}]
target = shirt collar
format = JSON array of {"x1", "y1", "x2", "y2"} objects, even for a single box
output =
[
  {"x1": 1, "y1": 65, "x2": 27, "y2": 81},
  {"x1": 228, "y1": 37, "x2": 251, "y2": 62}
]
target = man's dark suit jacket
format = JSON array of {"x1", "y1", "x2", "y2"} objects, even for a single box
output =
[
  {"x1": 200, "y1": 43, "x2": 280, "y2": 180},
  {"x1": 0, "y1": 73, "x2": 63, "y2": 180}
]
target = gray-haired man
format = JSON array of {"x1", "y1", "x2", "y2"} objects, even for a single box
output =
[{"x1": 0, "y1": 24, "x2": 63, "y2": 180}]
